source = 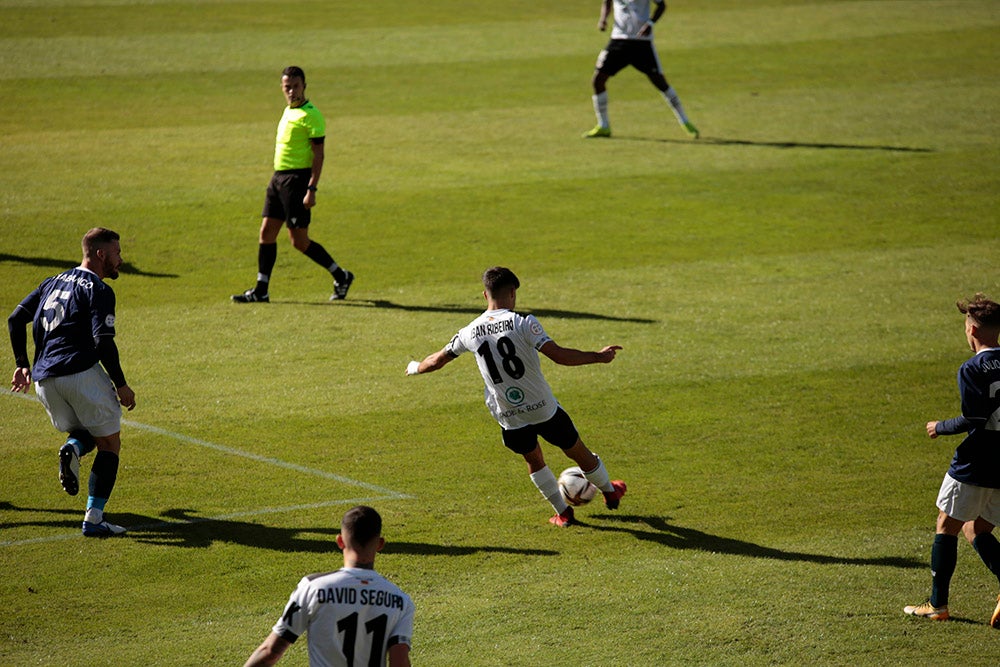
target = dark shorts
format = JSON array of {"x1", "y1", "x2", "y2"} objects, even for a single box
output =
[
  {"x1": 501, "y1": 407, "x2": 580, "y2": 455},
  {"x1": 595, "y1": 39, "x2": 662, "y2": 78},
  {"x1": 262, "y1": 169, "x2": 312, "y2": 228}
]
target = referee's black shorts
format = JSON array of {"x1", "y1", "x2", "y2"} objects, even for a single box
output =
[
  {"x1": 262, "y1": 168, "x2": 312, "y2": 228},
  {"x1": 595, "y1": 39, "x2": 663, "y2": 78}
]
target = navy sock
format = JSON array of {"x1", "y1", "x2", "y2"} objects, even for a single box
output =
[
  {"x1": 930, "y1": 533, "x2": 958, "y2": 607},
  {"x1": 973, "y1": 532, "x2": 1000, "y2": 586},
  {"x1": 68, "y1": 430, "x2": 96, "y2": 456},
  {"x1": 88, "y1": 450, "x2": 120, "y2": 501}
]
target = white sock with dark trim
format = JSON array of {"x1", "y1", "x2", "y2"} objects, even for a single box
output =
[{"x1": 530, "y1": 466, "x2": 568, "y2": 514}]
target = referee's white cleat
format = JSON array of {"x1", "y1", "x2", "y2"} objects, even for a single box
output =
[
  {"x1": 82, "y1": 519, "x2": 127, "y2": 538},
  {"x1": 58, "y1": 442, "x2": 80, "y2": 496}
]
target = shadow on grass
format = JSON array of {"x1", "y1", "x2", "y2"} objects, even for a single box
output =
[
  {"x1": 614, "y1": 135, "x2": 934, "y2": 153},
  {"x1": 271, "y1": 299, "x2": 657, "y2": 324},
  {"x1": 0, "y1": 502, "x2": 81, "y2": 532},
  {"x1": 586, "y1": 514, "x2": 923, "y2": 569},
  {"x1": 47, "y1": 507, "x2": 558, "y2": 556},
  {"x1": 0, "y1": 253, "x2": 178, "y2": 278}
]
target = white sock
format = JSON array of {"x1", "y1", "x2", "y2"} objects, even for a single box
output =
[
  {"x1": 84, "y1": 508, "x2": 103, "y2": 524},
  {"x1": 661, "y1": 86, "x2": 690, "y2": 125},
  {"x1": 583, "y1": 454, "x2": 614, "y2": 493},
  {"x1": 530, "y1": 466, "x2": 568, "y2": 514},
  {"x1": 592, "y1": 92, "x2": 609, "y2": 128}
]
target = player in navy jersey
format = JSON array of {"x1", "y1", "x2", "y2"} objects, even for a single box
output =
[
  {"x1": 905, "y1": 293, "x2": 1000, "y2": 626},
  {"x1": 243, "y1": 506, "x2": 414, "y2": 667},
  {"x1": 405, "y1": 267, "x2": 627, "y2": 527},
  {"x1": 8, "y1": 228, "x2": 136, "y2": 537}
]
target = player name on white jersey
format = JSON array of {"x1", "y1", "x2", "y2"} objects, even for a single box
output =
[
  {"x1": 315, "y1": 587, "x2": 407, "y2": 610},
  {"x1": 472, "y1": 318, "x2": 515, "y2": 339}
]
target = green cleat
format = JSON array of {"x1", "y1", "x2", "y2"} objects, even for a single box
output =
[
  {"x1": 582, "y1": 125, "x2": 611, "y2": 138},
  {"x1": 683, "y1": 121, "x2": 700, "y2": 139}
]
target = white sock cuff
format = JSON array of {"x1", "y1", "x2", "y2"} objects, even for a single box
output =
[
  {"x1": 583, "y1": 455, "x2": 613, "y2": 493},
  {"x1": 530, "y1": 466, "x2": 568, "y2": 513}
]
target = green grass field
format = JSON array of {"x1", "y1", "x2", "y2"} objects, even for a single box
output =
[{"x1": 2, "y1": 0, "x2": 999, "y2": 664}]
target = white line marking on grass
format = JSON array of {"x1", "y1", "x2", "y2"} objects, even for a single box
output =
[{"x1": 2, "y1": 392, "x2": 414, "y2": 547}]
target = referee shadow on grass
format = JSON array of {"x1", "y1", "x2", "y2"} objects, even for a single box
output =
[
  {"x1": 614, "y1": 135, "x2": 933, "y2": 153},
  {"x1": 280, "y1": 299, "x2": 658, "y2": 324},
  {"x1": 586, "y1": 514, "x2": 923, "y2": 569},
  {"x1": 117, "y1": 509, "x2": 557, "y2": 556}
]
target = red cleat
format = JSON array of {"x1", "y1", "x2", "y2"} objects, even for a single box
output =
[
  {"x1": 548, "y1": 506, "x2": 575, "y2": 527},
  {"x1": 603, "y1": 480, "x2": 627, "y2": 510}
]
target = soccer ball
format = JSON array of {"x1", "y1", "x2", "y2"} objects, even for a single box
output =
[{"x1": 558, "y1": 467, "x2": 598, "y2": 506}]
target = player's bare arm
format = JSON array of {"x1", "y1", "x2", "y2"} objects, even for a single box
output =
[
  {"x1": 540, "y1": 341, "x2": 622, "y2": 366},
  {"x1": 303, "y1": 139, "x2": 324, "y2": 209},
  {"x1": 597, "y1": 0, "x2": 611, "y2": 30},
  {"x1": 926, "y1": 421, "x2": 940, "y2": 438},
  {"x1": 388, "y1": 643, "x2": 411, "y2": 667},
  {"x1": 406, "y1": 348, "x2": 456, "y2": 375},
  {"x1": 638, "y1": 1, "x2": 666, "y2": 38},
  {"x1": 243, "y1": 632, "x2": 291, "y2": 667}
]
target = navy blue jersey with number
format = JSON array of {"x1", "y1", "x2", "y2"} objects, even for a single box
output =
[
  {"x1": 13, "y1": 267, "x2": 117, "y2": 382},
  {"x1": 940, "y1": 348, "x2": 1000, "y2": 488}
]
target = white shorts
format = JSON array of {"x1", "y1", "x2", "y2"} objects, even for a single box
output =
[
  {"x1": 35, "y1": 364, "x2": 122, "y2": 438},
  {"x1": 936, "y1": 473, "x2": 1000, "y2": 525}
]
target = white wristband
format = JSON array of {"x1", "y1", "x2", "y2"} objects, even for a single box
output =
[{"x1": 406, "y1": 360, "x2": 421, "y2": 376}]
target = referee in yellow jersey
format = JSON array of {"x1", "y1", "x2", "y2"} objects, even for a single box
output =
[{"x1": 233, "y1": 66, "x2": 354, "y2": 303}]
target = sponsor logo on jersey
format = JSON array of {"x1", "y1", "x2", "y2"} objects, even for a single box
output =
[
  {"x1": 499, "y1": 398, "x2": 548, "y2": 420},
  {"x1": 105, "y1": 314, "x2": 115, "y2": 327},
  {"x1": 505, "y1": 386, "x2": 525, "y2": 405}
]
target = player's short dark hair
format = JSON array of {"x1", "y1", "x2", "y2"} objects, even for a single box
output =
[
  {"x1": 958, "y1": 293, "x2": 1000, "y2": 329},
  {"x1": 482, "y1": 267, "x2": 520, "y2": 295},
  {"x1": 341, "y1": 505, "x2": 382, "y2": 547},
  {"x1": 282, "y1": 66, "x2": 306, "y2": 84},
  {"x1": 82, "y1": 227, "x2": 120, "y2": 258}
]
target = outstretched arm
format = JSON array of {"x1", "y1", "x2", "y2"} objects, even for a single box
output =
[
  {"x1": 539, "y1": 341, "x2": 622, "y2": 366},
  {"x1": 406, "y1": 348, "x2": 457, "y2": 376}
]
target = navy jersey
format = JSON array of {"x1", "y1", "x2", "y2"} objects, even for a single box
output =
[
  {"x1": 13, "y1": 267, "x2": 117, "y2": 382},
  {"x1": 941, "y1": 348, "x2": 1000, "y2": 488}
]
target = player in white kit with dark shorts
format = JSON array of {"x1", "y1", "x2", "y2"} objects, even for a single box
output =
[{"x1": 406, "y1": 267, "x2": 627, "y2": 527}]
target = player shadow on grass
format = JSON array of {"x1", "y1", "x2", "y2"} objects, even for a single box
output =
[
  {"x1": 585, "y1": 514, "x2": 923, "y2": 569},
  {"x1": 0, "y1": 502, "x2": 82, "y2": 533},
  {"x1": 614, "y1": 135, "x2": 933, "y2": 153},
  {"x1": 115, "y1": 508, "x2": 557, "y2": 556},
  {"x1": 0, "y1": 253, "x2": 178, "y2": 278},
  {"x1": 278, "y1": 299, "x2": 657, "y2": 324}
]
